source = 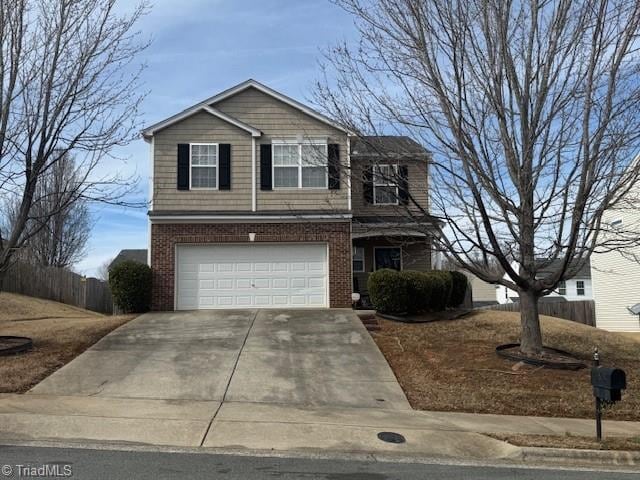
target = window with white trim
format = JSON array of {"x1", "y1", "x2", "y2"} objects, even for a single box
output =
[
  {"x1": 557, "y1": 280, "x2": 566, "y2": 296},
  {"x1": 353, "y1": 246, "x2": 364, "y2": 272},
  {"x1": 576, "y1": 280, "x2": 585, "y2": 296},
  {"x1": 273, "y1": 141, "x2": 328, "y2": 188},
  {"x1": 190, "y1": 143, "x2": 218, "y2": 189},
  {"x1": 373, "y1": 165, "x2": 399, "y2": 205}
]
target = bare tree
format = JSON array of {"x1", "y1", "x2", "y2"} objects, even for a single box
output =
[
  {"x1": 96, "y1": 257, "x2": 113, "y2": 282},
  {"x1": 316, "y1": 0, "x2": 640, "y2": 355},
  {"x1": 8, "y1": 153, "x2": 91, "y2": 268},
  {"x1": 0, "y1": 0, "x2": 149, "y2": 288}
]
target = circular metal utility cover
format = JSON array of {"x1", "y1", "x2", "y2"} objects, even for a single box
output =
[{"x1": 377, "y1": 431, "x2": 406, "y2": 444}]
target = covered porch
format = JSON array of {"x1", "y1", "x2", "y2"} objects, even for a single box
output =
[{"x1": 351, "y1": 225, "x2": 432, "y2": 297}]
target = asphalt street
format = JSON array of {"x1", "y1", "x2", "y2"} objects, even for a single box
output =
[{"x1": 0, "y1": 445, "x2": 638, "y2": 479}]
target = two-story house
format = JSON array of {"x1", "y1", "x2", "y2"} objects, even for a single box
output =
[{"x1": 142, "y1": 79, "x2": 435, "y2": 311}]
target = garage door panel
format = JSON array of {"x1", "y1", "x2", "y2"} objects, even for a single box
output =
[
  {"x1": 176, "y1": 244, "x2": 327, "y2": 310},
  {"x1": 273, "y1": 278, "x2": 288, "y2": 289}
]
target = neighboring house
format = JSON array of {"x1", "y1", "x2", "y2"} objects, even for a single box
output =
[
  {"x1": 109, "y1": 249, "x2": 148, "y2": 271},
  {"x1": 496, "y1": 258, "x2": 593, "y2": 304},
  {"x1": 141, "y1": 79, "x2": 436, "y2": 310},
  {"x1": 463, "y1": 272, "x2": 499, "y2": 307},
  {"x1": 590, "y1": 194, "x2": 640, "y2": 332}
]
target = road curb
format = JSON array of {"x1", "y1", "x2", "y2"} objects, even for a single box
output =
[
  {"x1": 518, "y1": 446, "x2": 640, "y2": 467},
  {"x1": 2, "y1": 438, "x2": 640, "y2": 473}
]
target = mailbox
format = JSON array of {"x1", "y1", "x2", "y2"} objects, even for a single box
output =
[{"x1": 591, "y1": 367, "x2": 626, "y2": 402}]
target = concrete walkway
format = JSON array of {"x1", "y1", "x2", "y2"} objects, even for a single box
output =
[{"x1": 1, "y1": 393, "x2": 639, "y2": 458}]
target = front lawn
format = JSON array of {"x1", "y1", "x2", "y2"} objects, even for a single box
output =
[
  {"x1": 0, "y1": 292, "x2": 134, "y2": 393},
  {"x1": 372, "y1": 310, "x2": 639, "y2": 420}
]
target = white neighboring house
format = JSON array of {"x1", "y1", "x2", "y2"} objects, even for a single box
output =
[
  {"x1": 590, "y1": 192, "x2": 640, "y2": 332},
  {"x1": 496, "y1": 259, "x2": 593, "y2": 304}
]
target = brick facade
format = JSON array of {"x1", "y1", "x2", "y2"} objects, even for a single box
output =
[{"x1": 150, "y1": 221, "x2": 352, "y2": 311}]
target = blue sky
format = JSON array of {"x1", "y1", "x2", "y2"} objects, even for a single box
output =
[{"x1": 76, "y1": 0, "x2": 357, "y2": 276}]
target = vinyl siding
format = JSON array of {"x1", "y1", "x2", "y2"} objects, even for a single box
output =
[
  {"x1": 151, "y1": 87, "x2": 349, "y2": 212},
  {"x1": 591, "y1": 198, "x2": 640, "y2": 332},
  {"x1": 351, "y1": 157, "x2": 429, "y2": 216},
  {"x1": 153, "y1": 112, "x2": 253, "y2": 211},
  {"x1": 463, "y1": 273, "x2": 499, "y2": 304},
  {"x1": 212, "y1": 87, "x2": 349, "y2": 211},
  {"x1": 546, "y1": 278, "x2": 592, "y2": 301}
]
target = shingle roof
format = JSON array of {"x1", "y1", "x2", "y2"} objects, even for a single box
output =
[
  {"x1": 109, "y1": 249, "x2": 148, "y2": 270},
  {"x1": 536, "y1": 257, "x2": 591, "y2": 279},
  {"x1": 350, "y1": 136, "x2": 428, "y2": 157}
]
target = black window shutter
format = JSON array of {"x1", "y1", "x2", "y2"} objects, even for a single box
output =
[
  {"x1": 363, "y1": 165, "x2": 374, "y2": 204},
  {"x1": 260, "y1": 144, "x2": 272, "y2": 190},
  {"x1": 328, "y1": 143, "x2": 340, "y2": 190},
  {"x1": 218, "y1": 144, "x2": 231, "y2": 190},
  {"x1": 398, "y1": 165, "x2": 409, "y2": 205},
  {"x1": 177, "y1": 144, "x2": 190, "y2": 190}
]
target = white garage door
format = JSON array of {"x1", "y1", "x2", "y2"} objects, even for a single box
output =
[{"x1": 176, "y1": 244, "x2": 328, "y2": 309}]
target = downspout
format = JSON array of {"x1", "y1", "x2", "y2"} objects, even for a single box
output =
[
  {"x1": 252, "y1": 137, "x2": 257, "y2": 211},
  {"x1": 346, "y1": 136, "x2": 352, "y2": 211},
  {"x1": 147, "y1": 136, "x2": 154, "y2": 266}
]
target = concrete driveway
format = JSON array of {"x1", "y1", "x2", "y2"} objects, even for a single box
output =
[{"x1": 31, "y1": 309, "x2": 410, "y2": 410}]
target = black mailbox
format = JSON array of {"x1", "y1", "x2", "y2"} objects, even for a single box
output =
[{"x1": 591, "y1": 367, "x2": 626, "y2": 402}]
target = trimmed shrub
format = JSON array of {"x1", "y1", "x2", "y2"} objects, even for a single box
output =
[
  {"x1": 368, "y1": 269, "x2": 467, "y2": 314},
  {"x1": 428, "y1": 271, "x2": 453, "y2": 311},
  {"x1": 448, "y1": 271, "x2": 469, "y2": 307},
  {"x1": 109, "y1": 260, "x2": 152, "y2": 313},
  {"x1": 403, "y1": 270, "x2": 434, "y2": 314},
  {"x1": 367, "y1": 269, "x2": 410, "y2": 314}
]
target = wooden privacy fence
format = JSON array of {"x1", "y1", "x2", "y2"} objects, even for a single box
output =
[
  {"x1": 1, "y1": 261, "x2": 113, "y2": 314},
  {"x1": 483, "y1": 299, "x2": 596, "y2": 327}
]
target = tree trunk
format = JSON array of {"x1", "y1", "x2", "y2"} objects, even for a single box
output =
[
  {"x1": 0, "y1": 265, "x2": 7, "y2": 293},
  {"x1": 519, "y1": 289, "x2": 543, "y2": 355}
]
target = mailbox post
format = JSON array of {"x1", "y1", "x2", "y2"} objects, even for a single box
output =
[
  {"x1": 590, "y1": 347, "x2": 627, "y2": 441},
  {"x1": 593, "y1": 349, "x2": 602, "y2": 441}
]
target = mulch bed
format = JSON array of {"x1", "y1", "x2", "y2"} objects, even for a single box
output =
[{"x1": 0, "y1": 336, "x2": 33, "y2": 356}]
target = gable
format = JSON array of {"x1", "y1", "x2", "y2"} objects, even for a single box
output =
[
  {"x1": 204, "y1": 80, "x2": 350, "y2": 135},
  {"x1": 212, "y1": 86, "x2": 347, "y2": 139},
  {"x1": 142, "y1": 79, "x2": 349, "y2": 141}
]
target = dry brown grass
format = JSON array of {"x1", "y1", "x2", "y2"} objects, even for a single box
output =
[
  {"x1": 0, "y1": 292, "x2": 134, "y2": 393},
  {"x1": 622, "y1": 332, "x2": 640, "y2": 343},
  {"x1": 372, "y1": 310, "x2": 640, "y2": 420},
  {"x1": 489, "y1": 433, "x2": 640, "y2": 451}
]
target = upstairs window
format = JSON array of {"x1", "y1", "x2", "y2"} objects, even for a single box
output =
[
  {"x1": 190, "y1": 143, "x2": 218, "y2": 189},
  {"x1": 273, "y1": 141, "x2": 328, "y2": 188},
  {"x1": 576, "y1": 280, "x2": 585, "y2": 296},
  {"x1": 373, "y1": 165, "x2": 399, "y2": 205},
  {"x1": 557, "y1": 280, "x2": 566, "y2": 296}
]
